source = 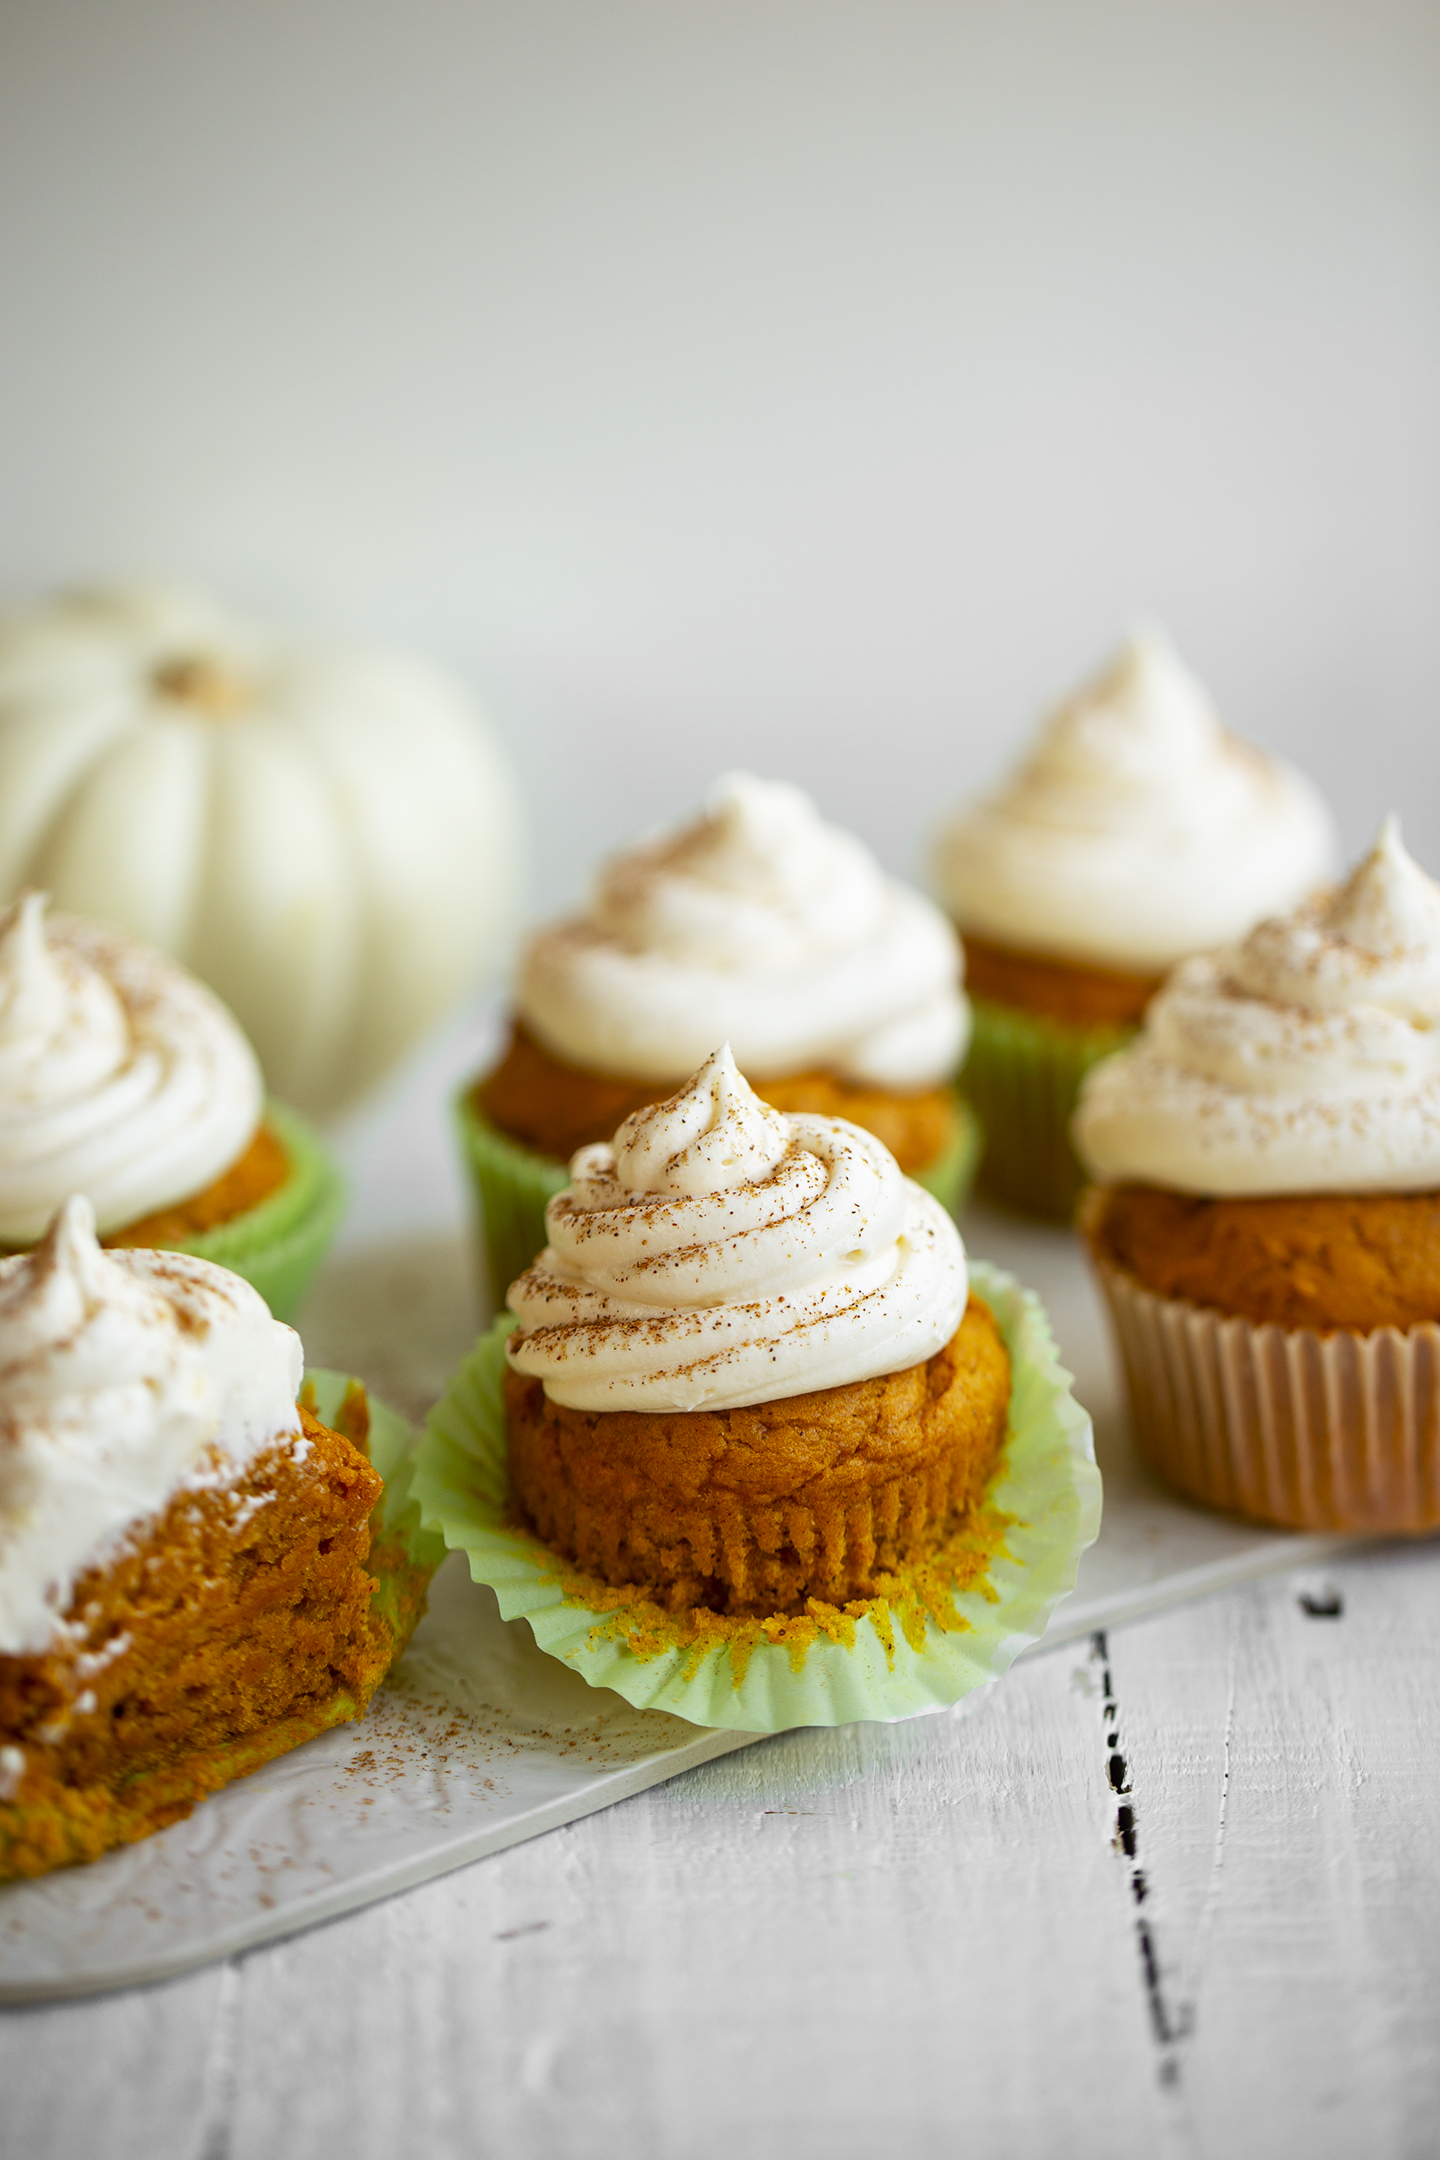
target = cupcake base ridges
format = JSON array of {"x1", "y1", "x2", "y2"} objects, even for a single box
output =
[
  {"x1": 0, "y1": 1372, "x2": 441, "y2": 1883},
  {"x1": 411, "y1": 1260, "x2": 1101, "y2": 1731},
  {"x1": 178, "y1": 1098, "x2": 347, "y2": 1321},
  {"x1": 504, "y1": 1295, "x2": 1010, "y2": 1616},
  {"x1": 962, "y1": 996, "x2": 1133, "y2": 1222},
  {"x1": 456, "y1": 1087, "x2": 982, "y2": 1314},
  {"x1": 1089, "y1": 1251, "x2": 1440, "y2": 1533}
]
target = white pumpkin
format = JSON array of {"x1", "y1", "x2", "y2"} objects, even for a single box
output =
[{"x1": 0, "y1": 585, "x2": 523, "y2": 1116}]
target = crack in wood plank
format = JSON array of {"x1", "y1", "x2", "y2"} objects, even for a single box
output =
[
  {"x1": 1093, "y1": 1630, "x2": 1192, "y2": 2085},
  {"x1": 193, "y1": 1959, "x2": 241, "y2": 2160}
]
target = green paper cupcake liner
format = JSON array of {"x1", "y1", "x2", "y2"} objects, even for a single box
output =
[
  {"x1": 912, "y1": 1091, "x2": 983, "y2": 1217},
  {"x1": 411, "y1": 1260, "x2": 1100, "y2": 1732},
  {"x1": 457, "y1": 1086, "x2": 984, "y2": 1314},
  {"x1": 180, "y1": 1099, "x2": 348, "y2": 1321},
  {"x1": 962, "y1": 998, "x2": 1134, "y2": 1223},
  {"x1": 310, "y1": 1365, "x2": 451, "y2": 1607},
  {"x1": 454, "y1": 1091, "x2": 569, "y2": 1311}
]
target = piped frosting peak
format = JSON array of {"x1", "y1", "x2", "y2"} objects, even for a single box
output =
[
  {"x1": 0, "y1": 897, "x2": 262, "y2": 1244},
  {"x1": 506, "y1": 1048, "x2": 967, "y2": 1412},
  {"x1": 0, "y1": 1198, "x2": 304, "y2": 1654},
  {"x1": 1074, "y1": 821, "x2": 1440, "y2": 1196},
  {"x1": 1233, "y1": 819, "x2": 1440, "y2": 1019},
  {"x1": 934, "y1": 626, "x2": 1335, "y2": 972},
  {"x1": 517, "y1": 772, "x2": 969, "y2": 1090},
  {"x1": 1028, "y1": 627, "x2": 1220, "y2": 789},
  {"x1": 612, "y1": 1045, "x2": 789, "y2": 1195}
]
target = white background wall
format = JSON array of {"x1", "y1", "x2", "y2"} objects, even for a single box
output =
[{"x1": 1, "y1": 0, "x2": 1437, "y2": 918}]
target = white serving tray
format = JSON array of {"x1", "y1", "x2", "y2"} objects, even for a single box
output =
[{"x1": 0, "y1": 1032, "x2": 1367, "y2": 2003}]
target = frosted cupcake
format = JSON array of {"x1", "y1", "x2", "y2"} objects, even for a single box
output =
[
  {"x1": 934, "y1": 628, "x2": 1334, "y2": 1218},
  {"x1": 501, "y1": 1046, "x2": 1006, "y2": 1614},
  {"x1": 0, "y1": 1199, "x2": 433, "y2": 1879},
  {"x1": 462, "y1": 773, "x2": 975, "y2": 1304},
  {"x1": 1075, "y1": 822, "x2": 1440, "y2": 1531},
  {"x1": 0, "y1": 894, "x2": 344, "y2": 1318}
]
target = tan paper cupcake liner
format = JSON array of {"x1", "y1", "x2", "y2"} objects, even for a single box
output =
[{"x1": 1090, "y1": 1253, "x2": 1440, "y2": 1532}]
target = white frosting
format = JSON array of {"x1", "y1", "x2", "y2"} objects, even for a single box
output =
[
  {"x1": 506, "y1": 1045, "x2": 968, "y2": 1412},
  {"x1": 934, "y1": 628, "x2": 1335, "y2": 972},
  {"x1": 1073, "y1": 822, "x2": 1440, "y2": 1195},
  {"x1": 518, "y1": 773, "x2": 969, "y2": 1090},
  {"x1": 0, "y1": 895, "x2": 262, "y2": 1245},
  {"x1": 0, "y1": 1197, "x2": 303, "y2": 1654}
]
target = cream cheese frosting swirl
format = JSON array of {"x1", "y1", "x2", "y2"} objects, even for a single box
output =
[
  {"x1": 506, "y1": 1044, "x2": 968, "y2": 1412},
  {"x1": 1073, "y1": 822, "x2": 1440, "y2": 1195},
  {"x1": 0, "y1": 895, "x2": 262, "y2": 1244},
  {"x1": 934, "y1": 628, "x2": 1335, "y2": 972},
  {"x1": 0, "y1": 1196, "x2": 303, "y2": 1654},
  {"x1": 518, "y1": 772, "x2": 968, "y2": 1089}
]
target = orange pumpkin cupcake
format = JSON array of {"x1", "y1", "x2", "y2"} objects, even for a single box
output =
[
  {"x1": 461, "y1": 773, "x2": 977, "y2": 1304},
  {"x1": 934, "y1": 628, "x2": 1334, "y2": 1217},
  {"x1": 0, "y1": 1199, "x2": 427, "y2": 1881},
  {"x1": 0, "y1": 894, "x2": 343, "y2": 1318},
  {"x1": 502, "y1": 1045, "x2": 1008, "y2": 1616},
  {"x1": 1075, "y1": 820, "x2": 1440, "y2": 1531}
]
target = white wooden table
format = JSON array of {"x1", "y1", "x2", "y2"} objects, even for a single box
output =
[{"x1": 5, "y1": 1016, "x2": 1438, "y2": 2157}]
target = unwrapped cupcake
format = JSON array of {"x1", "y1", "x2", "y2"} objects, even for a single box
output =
[
  {"x1": 934, "y1": 628, "x2": 1335, "y2": 1218},
  {"x1": 0, "y1": 892, "x2": 344, "y2": 1318},
  {"x1": 460, "y1": 772, "x2": 977, "y2": 1304},
  {"x1": 1075, "y1": 820, "x2": 1440, "y2": 1532},
  {"x1": 418, "y1": 1045, "x2": 1100, "y2": 1731},
  {"x1": 0, "y1": 1198, "x2": 436, "y2": 1879}
]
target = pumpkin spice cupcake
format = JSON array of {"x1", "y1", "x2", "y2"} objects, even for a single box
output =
[
  {"x1": 500, "y1": 1045, "x2": 1007, "y2": 1615},
  {"x1": 0, "y1": 893, "x2": 344, "y2": 1318},
  {"x1": 462, "y1": 772, "x2": 975, "y2": 1304},
  {"x1": 0, "y1": 1199, "x2": 433, "y2": 1881},
  {"x1": 934, "y1": 628, "x2": 1335, "y2": 1218},
  {"x1": 1075, "y1": 821, "x2": 1440, "y2": 1532}
]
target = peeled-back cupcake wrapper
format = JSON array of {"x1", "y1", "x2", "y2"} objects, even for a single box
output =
[
  {"x1": 1090, "y1": 1256, "x2": 1440, "y2": 1534},
  {"x1": 411, "y1": 1259, "x2": 1101, "y2": 1733},
  {"x1": 962, "y1": 998, "x2": 1134, "y2": 1222},
  {"x1": 306, "y1": 1368, "x2": 445, "y2": 1676},
  {"x1": 305, "y1": 1368, "x2": 446, "y2": 1574},
  {"x1": 457, "y1": 1089, "x2": 983, "y2": 1321},
  {"x1": 179, "y1": 1099, "x2": 347, "y2": 1322}
]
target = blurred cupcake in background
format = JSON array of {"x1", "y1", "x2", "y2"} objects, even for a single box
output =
[
  {"x1": 0, "y1": 893, "x2": 344, "y2": 1318},
  {"x1": 0, "y1": 584, "x2": 521, "y2": 1118},
  {"x1": 460, "y1": 772, "x2": 975, "y2": 1305},
  {"x1": 933, "y1": 626, "x2": 1335, "y2": 1219},
  {"x1": 1075, "y1": 821, "x2": 1440, "y2": 1532}
]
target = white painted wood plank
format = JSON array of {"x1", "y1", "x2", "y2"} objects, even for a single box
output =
[
  {"x1": 214, "y1": 1653, "x2": 1164, "y2": 2160},
  {"x1": 0, "y1": 1964, "x2": 228, "y2": 2160},
  {"x1": 9, "y1": 1546, "x2": 1440, "y2": 2158},
  {"x1": 1096, "y1": 1545, "x2": 1440, "y2": 2158}
]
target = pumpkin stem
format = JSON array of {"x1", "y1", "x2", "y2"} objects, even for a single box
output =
[{"x1": 152, "y1": 653, "x2": 250, "y2": 719}]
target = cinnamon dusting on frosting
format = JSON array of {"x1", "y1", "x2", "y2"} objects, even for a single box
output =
[
  {"x1": 935, "y1": 626, "x2": 1334, "y2": 972},
  {"x1": 0, "y1": 896, "x2": 262, "y2": 1243},
  {"x1": 1074, "y1": 821, "x2": 1440, "y2": 1196},
  {"x1": 517, "y1": 773, "x2": 968, "y2": 1090},
  {"x1": 506, "y1": 1046, "x2": 967, "y2": 1411}
]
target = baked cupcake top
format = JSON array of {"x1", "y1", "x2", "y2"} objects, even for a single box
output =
[
  {"x1": 506, "y1": 1044, "x2": 967, "y2": 1413},
  {"x1": 517, "y1": 772, "x2": 968, "y2": 1089},
  {"x1": 934, "y1": 628, "x2": 1335, "y2": 973},
  {"x1": 1073, "y1": 821, "x2": 1440, "y2": 1196},
  {"x1": 0, "y1": 1196, "x2": 303, "y2": 1653},
  {"x1": 0, "y1": 894, "x2": 262, "y2": 1245}
]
